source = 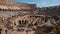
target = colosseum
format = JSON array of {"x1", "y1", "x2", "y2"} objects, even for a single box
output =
[{"x1": 0, "y1": 0, "x2": 60, "y2": 34}]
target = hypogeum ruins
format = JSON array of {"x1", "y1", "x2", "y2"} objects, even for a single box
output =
[{"x1": 0, "y1": 0, "x2": 60, "y2": 34}]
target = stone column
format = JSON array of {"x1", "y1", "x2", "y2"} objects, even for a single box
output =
[
  {"x1": 53, "y1": 25, "x2": 58, "y2": 34},
  {"x1": 1, "y1": 28, "x2": 6, "y2": 34},
  {"x1": 35, "y1": 26, "x2": 43, "y2": 34}
]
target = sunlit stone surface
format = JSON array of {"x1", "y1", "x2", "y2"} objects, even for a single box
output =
[{"x1": 0, "y1": 0, "x2": 60, "y2": 34}]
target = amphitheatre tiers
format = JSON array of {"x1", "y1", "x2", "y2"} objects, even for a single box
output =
[
  {"x1": 0, "y1": 0, "x2": 60, "y2": 34},
  {"x1": 0, "y1": 0, "x2": 38, "y2": 18}
]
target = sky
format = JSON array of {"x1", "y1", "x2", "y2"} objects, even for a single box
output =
[{"x1": 14, "y1": 0, "x2": 60, "y2": 7}]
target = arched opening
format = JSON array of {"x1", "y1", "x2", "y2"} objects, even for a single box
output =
[
  {"x1": 18, "y1": 20, "x2": 21, "y2": 24},
  {"x1": 0, "y1": 29, "x2": 2, "y2": 34}
]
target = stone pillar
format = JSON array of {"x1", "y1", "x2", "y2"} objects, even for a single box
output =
[
  {"x1": 35, "y1": 26, "x2": 43, "y2": 34},
  {"x1": 13, "y1": 26, "x2": 17, "y2": 31},
  {"x1": 7, "y1": 30, "x2": 12, "y2": 34},
  {"x1": 53, "y1": 25, "x2": 58, "y2": 34},
  {"x1": 1, "y1": 28, "x2": 6, "y2": 34}
]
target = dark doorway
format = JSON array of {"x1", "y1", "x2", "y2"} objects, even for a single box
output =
[{"x1": 0, "y1": 29, "x2": 2, "y2": 34}]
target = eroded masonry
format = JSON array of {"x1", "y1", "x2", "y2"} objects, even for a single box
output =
[{"x1": 0, "y1": 0, "x2": 60, "y2": 34}]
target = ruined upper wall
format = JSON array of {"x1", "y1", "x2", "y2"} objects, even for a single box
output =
[
  {"x1": 0, "y1": 0, "x2": 37, "y2": 10},
  {"x1": 38, "y1": 5, "x2": 60, "y2": 16}
]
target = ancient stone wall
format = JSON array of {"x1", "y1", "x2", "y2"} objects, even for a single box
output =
[
  {"x1": 39, "y1": 5, "x2": 60, "y2": 16},
  {"x1": 0, "y1": 0, "x2": 37, "y2": 10}
]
